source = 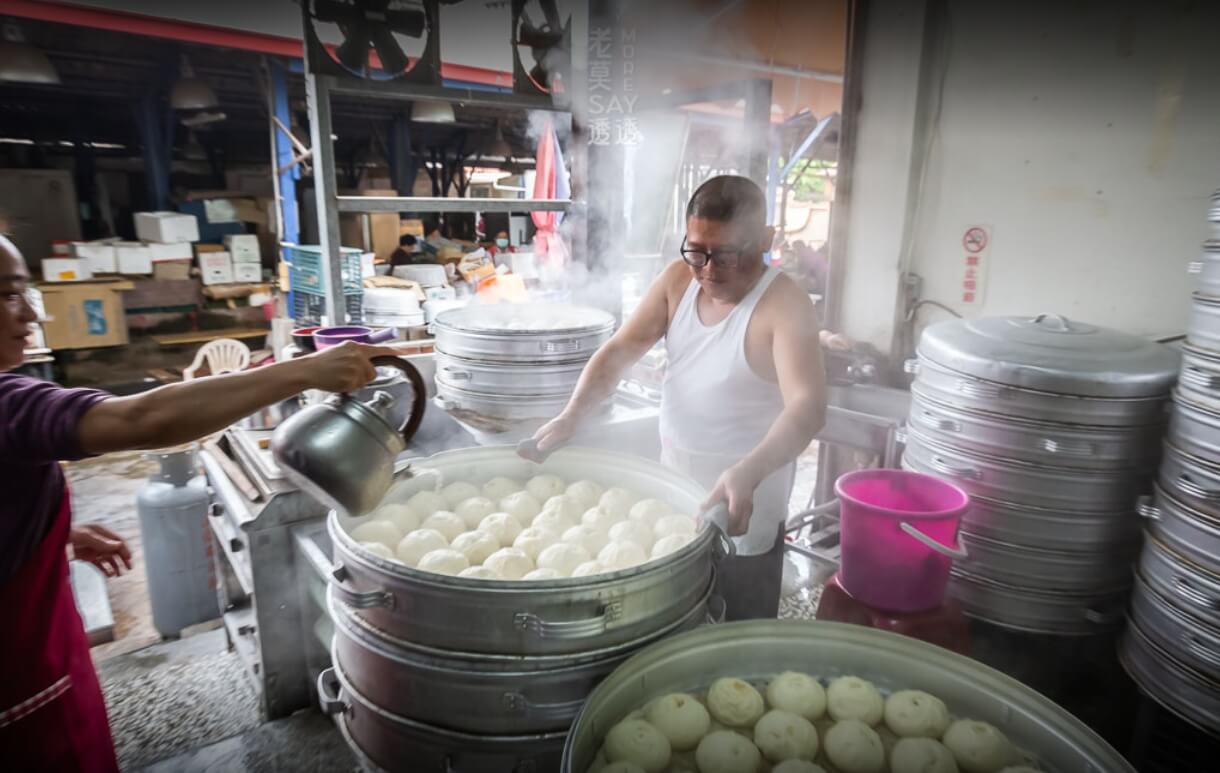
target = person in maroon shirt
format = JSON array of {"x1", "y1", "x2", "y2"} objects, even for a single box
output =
[{"x1": 0, "y1": 236, "x2": 399, "y2": 771}]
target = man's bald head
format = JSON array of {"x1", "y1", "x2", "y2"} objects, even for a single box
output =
[{"x1": 0, "y1": 235, "x2": 23, "y2": 276}]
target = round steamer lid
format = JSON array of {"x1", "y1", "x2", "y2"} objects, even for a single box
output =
[
  {"x1": 917, "y1": 313, "x2": 1180, "y2": 398},
  {"x1": 435, "y1": 303, "x2": 615, "y2": 335}
]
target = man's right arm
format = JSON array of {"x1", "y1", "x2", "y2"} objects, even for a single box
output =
[{"x1": 533, "y1": 262, "x2": 682, "y2": 452}]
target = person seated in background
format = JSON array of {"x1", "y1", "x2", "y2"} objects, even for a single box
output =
[
  {"x1": 487, "y1": 230, "x2": 515, "y2": 261},
  {"x1": 388, "y1": 234, "x2": 418, "y2": 268}
]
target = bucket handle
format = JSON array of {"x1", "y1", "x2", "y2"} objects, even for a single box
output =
[{"x1": 899, "y1": 521, "x2": 968, "y2": 560}]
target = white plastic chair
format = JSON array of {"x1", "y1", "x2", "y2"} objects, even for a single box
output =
[{"x1": 183, "y1": 338, "x2": 251, "y2": 381}]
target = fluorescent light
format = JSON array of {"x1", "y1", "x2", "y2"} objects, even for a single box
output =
[
  {"x1": 0, "y1": 23, "x2": 59, "y2": 85},
  {"x1": 413, "y1": 100, "x2": 455, "y2": 123}
]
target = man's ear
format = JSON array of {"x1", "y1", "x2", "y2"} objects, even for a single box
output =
[{"x1": 762, "y1": 225, "x2": 777, "y2": 250}]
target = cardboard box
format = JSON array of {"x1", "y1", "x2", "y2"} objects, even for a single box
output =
[
  {"x1": 134, "y1": 211, "x2": 200, "y2": 243},
  {"x1": 199, "y1": 250, "x2": 234, "y2": 285},
  {"x1": 223, "y1": 234, "x2": 261, "y2": 263},
  {"x1": 38, "y1": 279, "x2": 133, "y2": 349},
  {"x1": 146, "y1": 242, "x2": 193, "y2": 262},
  {"x1": 115, "y1": 242, "x2": 153, "y2": 275},
  {"x1": 363, "y1": 189, "x2": 401, "y2": 262},
  {"x1": 41, "y1": 258, "x2": 93, "y2": 282},
  {"x1": 233, "y1": 263, "x2": 262, "y2": 283},
  {"x1": 70, "y1": 241, "x2": 118, "y2": 274},
  {"x1": 152, "y1": 260, "x2": 192, "y2": 281}
]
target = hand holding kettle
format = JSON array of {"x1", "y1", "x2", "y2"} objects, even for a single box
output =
[{"x1": 296, "y1": 341, "x2": 409, "y2": 393}]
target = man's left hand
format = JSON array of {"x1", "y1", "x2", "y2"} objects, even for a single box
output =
[
  {"x1": 701, "y1": 462, "x2": 763, "y2": 537},
  {"x1": 70, "y1": 524, "x2": 133, "y2": 578}
]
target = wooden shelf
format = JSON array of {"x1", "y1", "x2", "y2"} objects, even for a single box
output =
[{"x1": 150, "y1": 328, "x2": 269, "y2": 347}]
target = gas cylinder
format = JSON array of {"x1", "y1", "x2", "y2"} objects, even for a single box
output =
[{"x1": 137, "y1": 447, "x2": 216, "y2": 638}]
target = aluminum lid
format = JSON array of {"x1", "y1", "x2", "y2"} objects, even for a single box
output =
[
  {"x1": 917, "y1": 313, "x2": 1180, "y2": 398},
  {"x1": 434, "y1": 303, "x2": 615, "y2": 335}
]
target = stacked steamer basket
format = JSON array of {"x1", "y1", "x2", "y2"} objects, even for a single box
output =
[
  {"x1": 317, "y1": 446, "x2": 728, "y2": 773},
  {"x1": 431, "y1": 304, "x2": 615, "y2": 443},
  {"x1": 903, "y1": 315, "x2": 1178, "y2": 635},
  {"x1": 1122, "y1": 189, "x2": 1220, "y2": 735}
]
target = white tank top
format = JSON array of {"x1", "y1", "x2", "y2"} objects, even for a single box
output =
[{"x1": 659, "y1": 267, "x2": 794, "y2": 555}]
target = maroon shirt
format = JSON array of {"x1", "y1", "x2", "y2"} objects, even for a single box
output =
[{"x1": 0, "y1": 373, "x2": 109, "y2": 581}]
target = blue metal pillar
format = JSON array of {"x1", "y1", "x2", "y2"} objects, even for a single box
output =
[
  {"x1": 388, "y1": 107, "x2": 413, "y2": 196},
  {"x1": 271, "y1": 60, "x2": 299, "y2": 245},
  {"x1": 135, "y1": 92, "x2": 170, "y2": 212}
]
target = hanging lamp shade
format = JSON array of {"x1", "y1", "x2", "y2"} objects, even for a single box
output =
[
  {"x1": 413, "y1": 100, "x2": 455, "y2": 124},
  {"x1": 490, "y1": 122, "x2": 512, "y2": 159},
  {"x1": 171, "y1": 55, "x2": 218, "y2": 110},
  {"x1": 0, "y1": 23, "x2": 59, "y2": 84}
]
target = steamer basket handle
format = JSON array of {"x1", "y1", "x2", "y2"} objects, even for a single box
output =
[
  {"x1": 1083, "y1": 606, "x2": 1125, "y2": 625},
  {"x1": 331, "y1": 563, "x2": 394, "y2": 610},
  {"x1": 700, "y1": 503, "x2": 737, "y2": 561},
  {"x1": 1184, "y1": 632, "x2": 1220, "y2": 668},
  {"x1": 1175, "y1": 474, "x2": 1220, "y2": 502},
  {"x1": 514, "y1": 600, "x2": 624, "y2": 640},
  {"x1": 1136, "y1": 495, "x2": 1161, "y2": 521},
  {"x1": 899, "y1": 522, "x2": 969, "y2": 560},
  {"x1": 1032, "y1": 313, "x2": 1073, "y2": 331},
  {"x1": 705, "y1": 594, "x2": 727, "y2": 625},
  {"x1": 1173, "y1": 576, "x2": 1220, "y2": 610},
  {"x1": 499, "y1": 691, "x2": 587, "y2": 721},
  {"x1": 316, "y1": 668, "x2": 348, "y2": 716}
]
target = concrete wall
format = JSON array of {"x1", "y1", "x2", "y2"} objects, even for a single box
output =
[{"x1": 838, "y1": 0, "x2": 1220, "y2": 353}]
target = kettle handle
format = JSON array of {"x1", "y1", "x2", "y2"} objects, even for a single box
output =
[{"x1": 369, "y1": 356, "x2": 429, "y2": 448}]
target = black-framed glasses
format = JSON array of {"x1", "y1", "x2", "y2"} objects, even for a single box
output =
[{"x1": 679, "y1": 236, "x2": 753, "y2": 270}]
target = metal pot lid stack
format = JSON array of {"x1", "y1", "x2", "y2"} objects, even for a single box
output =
[
  {"x1": 906, "y1": 313, "x2": 1176, "y2": 637},
  {"x1": 1121, "y1": 191, "x2": 1220, "y2": 738},
  {"x1": 917, "y1": 314, "x2": 1179, "y2": 398}
]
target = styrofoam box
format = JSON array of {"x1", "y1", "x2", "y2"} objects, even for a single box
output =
[
  {"x1": 146, "y1": 242, "x2": 193, "y2": 262},
  {"x1": 134, "y1": 211, "x2": 200, "y2": 243},
  {"x1": 202, "y1": 263, "x2": 234, "y2": 286},
  {"x1": 70, "y1": 241, "x2": 117, "y2": 274},
  {"x1": 198, "y1": 251, "x2": 232, "y2": 271},
  {"x1": 115, "y1": 243, "x2": 153, "y2": 275},
  {"x1": 233, "y1": 263, "x2": 262, "y2": 283},
  {"x1": 223, "y1": 234, "x2": 261, "y2": 263},
  {"x1": 42, "y1": 258, "x2": 93, "y2": 282}
]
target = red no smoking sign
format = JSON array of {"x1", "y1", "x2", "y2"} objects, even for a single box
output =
[{"x1": 962, "y1": 226, "x2": 988, "y2": 253}]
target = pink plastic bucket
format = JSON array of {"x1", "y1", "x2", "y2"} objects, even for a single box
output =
[{"x1": 835, "y1": 469, "x2": 970, "y2": 612}]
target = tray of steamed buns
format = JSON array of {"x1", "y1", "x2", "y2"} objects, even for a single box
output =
[{"x1": 562, "y1": 621, "x2": 1134, "y2": 773}]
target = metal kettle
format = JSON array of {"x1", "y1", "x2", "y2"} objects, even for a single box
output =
[{"x1": 272, "y1": 357, "x2": 428, "y2": 516}]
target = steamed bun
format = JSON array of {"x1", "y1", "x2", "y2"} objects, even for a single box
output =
[
  {"x1": 564, "y1": 524, "x2": 611, "y2": 556},
  {"x1": 449, "y1": 530, "x2": 500, "y2": 565},
  {"x1": 482, "y1": 476, "x2": 522, "y2": 502},
  {"x1": 524, "y1": 567, "x2": 563, "y2": 581},
  {"x1": 416, "y1": 548, "x2": 469, "y2": 576},
  {"x1": 455, "y1": 497, "x2": 497, "y2": 529},
  {"x1": 604, "y1": 719, "x2": 671, "y2": 773},
  {"x1": 599, "y1": 541, "x2": 648, "y2": 571},
  {"x1": 827, "y1": 677, "x2": 884, "y2": 725},
  {"x1": 572, "y1": 560, "x2": 606, "y2": 578},
  {"x1": 483, "y1": 547, "x2": 534, "y2": 580},
  {"x1": 440, "y1": 481, "x2": 481, "y2": 509},
  {"x1": 350, "y1": 520, "x2": 402, "y2": 549},
  {"x1": 628, "y1": 498, "x2": 673, "y2": 528},
  {"x1": 542, "y1": 494, "x2": 586, "y2": 522},
  {"x1": 395, "y1": 528, "x2": 448, "y2": 566},
  {"x1": 884, "y1": 690, "x2": 950, "y2": 739},
  {"x1": 694, "y1": 730, "x2": 762, "y2": 773},
  {"x1": 537, "y1": 542, "x2": 592, "y2": 576},
  {"x1": 645, "y1": 693, "x2": 710, "y2": 751},
  {"x1": 374, "y1": 503, "x2": 420, "y2": 534},
  {"x1": 707, "y1": 678, "x2": 766, "y2": 728},
  {"x1": 526, "y1": 474, "x2": 566, "y2": 502},
  {"x1": 358, "y1": 541, "x2": 396, "y2": 561},
  {"x1": 582, "y1": 506, "x2": 624, "y2": 533},
  {"x1": 534, "y1": 509, "x2": 578, "y2": 536},
  {"x1": 420, "y1": 511, "x2": 465, "y2": 542},
  {"x1": 406, "y1": 490, "x2": 447, "y2": 517},
  {"x1": 942, "y1": 720, "x2": 1019, "y2": 773},
  {"x1": 754, "y1": 709, "x2": 819, "y2": 762},
  {"x1": 610, "y1": 520, "x2": 656, "y2": 551},
  {"x1": 651, "y1": 533, "x2": 694, "y2": 559},
  {"x1": 766, "y1": 672, "x2": 827, "y2": 721},
  {"x1": 599, "y1": 487, "x2": 637, "y2": 519},
  {"x1": 654, "y1": 514, "x2": 697, "y2": 541},
  {"x1": 458, "y1": 565, "x2": 500, "y2": 580},
  {"x1": 890, "y1": 738, "x2": 959, "y2": 773},
  {"x1": 566, "y1": 479, "x2": 605, "y2": 509},
  {"x1": 513, "y1": 526, "x2": 559, "y2": 561},
  {"x1": 479, "y1": 512, "x2": 524, "y2": 545},
  {"x1": 500, "y1": 491, "x2": 543, "y2": 523},
  {"x1": 824, "y1": 719, "x2": 885, "y2": 773}
]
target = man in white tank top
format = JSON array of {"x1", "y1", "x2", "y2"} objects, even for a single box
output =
[{"x1": 530, "y1": 175, "x2": 828, "y2": 620}]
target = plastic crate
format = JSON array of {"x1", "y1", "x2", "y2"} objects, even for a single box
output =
[
  {"x1": 286, "y1": 245, "x2": 363, "y2": 297},
  {"x1": 292, "y1": 292, "x2": 363, "y2": 326}
]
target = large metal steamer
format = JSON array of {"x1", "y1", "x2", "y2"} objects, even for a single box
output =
[
  {"x1": 563, "y1": 621, "x2": 1136, "y2": 773},
  {"x1": 904, "y1": 314, "x2": 1178, "y2": 634},
  {"x1": 431, "y1": 304, "x2": 615, "y2": 440},
  {"x1": 323, "y1": 445, "x2": 729, "y2": 771},
  {"x1": 1122, "y1": 189, "x2": 1220, "y2": 737}
]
